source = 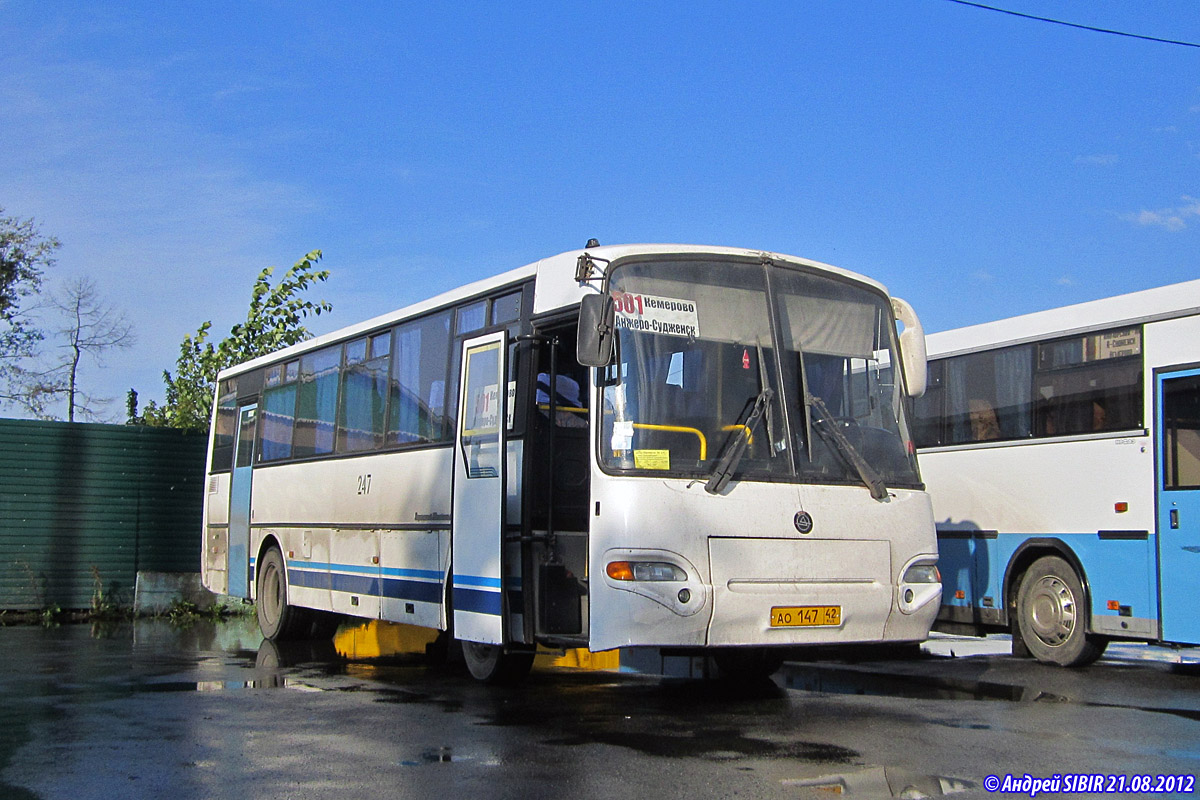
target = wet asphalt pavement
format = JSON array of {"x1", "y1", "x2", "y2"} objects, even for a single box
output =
[{"x1": 2, "y1": 619, "x2": 1199, "y2": 800}]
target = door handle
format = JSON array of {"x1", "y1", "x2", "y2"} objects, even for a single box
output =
[{"x1": 1170, "y1": 509, "x2": 1179, "y2": 529}]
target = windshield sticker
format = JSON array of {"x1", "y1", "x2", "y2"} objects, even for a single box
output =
[
  {"x1": 633, "y1": 449, "x2": 671, "y2": 470},
  {"x1": 612, "y1": 291, "x2": 700, "y2": 338},
  {"x1": 611, "y1": 420, "x2": 635, "y2": 451}
]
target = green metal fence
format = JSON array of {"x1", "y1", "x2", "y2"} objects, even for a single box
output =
[{"x1": 0, "y1": 418, "x2": 208, "y2": 610}]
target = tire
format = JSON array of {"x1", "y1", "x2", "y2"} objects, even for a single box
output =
[
  {"x1": 713, "y1": 647, "x2": 785, "y2": 681},
  {"x1": 1015, "y1": 556, "x2": 1107, "y2": 667},
  {"x1": 461, "y1": 641, "x2": 535, "y2": 685},
  {"x1": 256, "y1": 546, "x2": 312, "y2": 642}
]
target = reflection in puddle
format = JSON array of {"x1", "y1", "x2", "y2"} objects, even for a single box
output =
[
  {"x1": 136, "y1": 677, "x2": 320, "y2": 692},
  {"x1": 781, "y1": 663, "x2": 1069, "y2": 704},
  {"x1": 397, "y1": 746, "x2": 502, "y2": 767},
  {"x1": 782, "y1": 766, "x2": 976, "y2": 797}
]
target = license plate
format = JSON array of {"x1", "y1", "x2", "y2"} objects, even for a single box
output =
[{"x1": 769, "y1": 605, "x2": 841, "y2": 627}]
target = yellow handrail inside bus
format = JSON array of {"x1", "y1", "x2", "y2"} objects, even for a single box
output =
[
  {"x1": 630, "y1": 423, "x2": 707, "y2": 460},
  {"x1": 720, "y1": 424, "x2": 753, "y2": 445},
  {"x1": 537, "y1": 404, "x2": 588, "y2": 415}
]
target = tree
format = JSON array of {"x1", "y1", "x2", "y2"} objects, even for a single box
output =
[
  {"x1": 42, "y1": 277, "x2": 135, "y2": 422},
  {"x1": 134, "y1": 250, "x2": 332, "y2": 431},
  {"x1": 0, "y1": 208, "x2": 58, "y2": 415}
]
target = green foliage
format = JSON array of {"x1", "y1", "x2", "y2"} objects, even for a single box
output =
[
  {"x1": 163, "y1": 598, "x2": 248, "y2": 627},
  {"x1": 89, "y1": 565, "x2": 124, "y2": 620},
  {"x1": 0, "y1": 208, "x2": 60, "y2": 415},
  {"x1": 134, "y1": 250, "x2": 332, "y2": 431}
]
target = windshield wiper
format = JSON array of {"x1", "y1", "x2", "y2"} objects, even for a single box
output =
[
  {"x1": 807, "y1": 394, "x2": 889, "y2": 501},
  {"x1": 705, "y1": 388, "x2": 774, "y2": 495}
]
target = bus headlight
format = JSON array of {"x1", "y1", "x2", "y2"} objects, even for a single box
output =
[
  {"x1": 606, "y1": 561, "x2": 687, "y2": 582},
  {"x1": 898, "y1": 559, "x2": 941, "y2": 615},
  {"x1": 902, "y1": 564, "x2": 940, "y2": 584}
]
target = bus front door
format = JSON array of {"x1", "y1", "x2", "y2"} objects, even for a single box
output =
[
  {"x1": 228, "y1": 404, "x2": 257, "y2": 599},
  {"x1": 1156, "y1": 368, "x2": 1200, "y2": 645},
  {"x1": 451, "y1": 332, "x2": 508, "y2": 645}
]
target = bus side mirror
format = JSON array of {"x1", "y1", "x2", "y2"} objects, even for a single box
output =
[
  {"x1": 892, "y1": 296, "x2": 927, "y2": 398},
  {"x1": 577, "y1": 293, "x2": 615, "y2": 368}
]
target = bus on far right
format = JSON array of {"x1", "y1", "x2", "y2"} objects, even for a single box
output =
[{"x1": 915, "y1": 278, "x2": 1200, "y2": 666}]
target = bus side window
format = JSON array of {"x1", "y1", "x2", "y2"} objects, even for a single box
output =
[
  {"x1": 210, "y1": 379, "x2": 239, "y2": 471},
  {"x1": 389, "y1": 310, "x2": 453, "y2": 445}
]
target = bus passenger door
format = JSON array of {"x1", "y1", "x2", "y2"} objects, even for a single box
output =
[
  {"x1": 1157, "y1": 368, "x2": 1200, "y2": 645},
  {"x1": 228, "y1": 404, "x2": 257, "y2": 599},
  {"x1": 452, "y1": 332, "x2": 508, "y2": 645}
]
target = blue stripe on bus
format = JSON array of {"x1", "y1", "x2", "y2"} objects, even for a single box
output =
[
  {"x1": 381, "y1": 577, "x2": 443, "y2": 604},
  {"x1": 287, "y1": 568, "x2": 445, "y2": 606},
  {"x1": 452, "y1": 587, "x2": 503, "y2": 616},
  {"x1": 275, "y1": 561, "x2": 505, "y2": 612},
  {"x1": 452, "y1": 574, "x2": 503, "y2": 589}
]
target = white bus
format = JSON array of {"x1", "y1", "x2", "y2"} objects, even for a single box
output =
[
  {"x1": 201, "y1": 244, "x2": 941, "y2": 683},
  {"x1": 915, "y1": 278, "x2": 1200, "y2": 666}
]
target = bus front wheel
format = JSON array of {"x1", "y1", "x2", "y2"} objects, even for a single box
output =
[
  {"x1": 1015, "y1": 556, "x2": 1107, "y2": 667},
  {"x1": 461, "y1": 641, "x2": 534, "y2": 685},
  {"x1": 256, "y1": 546, "x2": 313, "y2": 642}
]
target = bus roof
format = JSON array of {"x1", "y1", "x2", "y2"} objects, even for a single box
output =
[
  {"x1": 217, "y1": 243, "x2": 891, "y2": 380},
  {"x1": 925, "y1": 277, "x2": 1200, "y2": 359}
]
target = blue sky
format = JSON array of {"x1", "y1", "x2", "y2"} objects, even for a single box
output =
[{"x1": 3, "y1": 1, "x2": 1198, "y2": 419}]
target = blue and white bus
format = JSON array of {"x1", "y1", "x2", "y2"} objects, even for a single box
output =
[
  {"x1": 201, "y1": 243, "x2": 941, "y2": 683},
  {"x1": 916, "y1": 279, "x2": 1200, "y2": 665}
]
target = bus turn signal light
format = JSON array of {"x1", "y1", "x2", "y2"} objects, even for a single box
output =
[
  {"x1": 607, "y1": 561, "x2": 635, "y2": 581},
  {"x1": 606, "y1": 561, "x2": 686, "y2": 582},
  {"x1": 1115, "y1": 502, "x2": 1129, "y2": 513}
]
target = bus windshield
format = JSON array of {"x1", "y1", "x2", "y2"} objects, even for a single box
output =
[{"x1": 600, "y1": 257, "x2": 921, "y2": 490}]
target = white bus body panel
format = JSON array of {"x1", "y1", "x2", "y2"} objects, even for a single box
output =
[
  {"x1": 202, "y1": 472, "x2": 230, "y2": 596},
  {"x1": 246, "y1": 448, "x2": 454, "y2": 628},
  {"x1": 921, "y1": 436, "x2": 1155, "y2": 540},
  {"x1": 588, "y1": 475, "x2": 939, "y2": 652}
]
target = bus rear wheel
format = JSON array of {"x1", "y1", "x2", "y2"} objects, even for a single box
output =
[
  {"x1": 1015, "y1": 556, "x2": 1106, "y2": 667},
  {"x1": 257, "y1": 546, "x2": 315, "y2": 642},
  {"x1": 461, "y1": 641, "x2": 534, "y2": 685}
]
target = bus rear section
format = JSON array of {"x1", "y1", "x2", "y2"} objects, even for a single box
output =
[{"x1": 915, "y1": 280, "x2": 1200, "y2": 665}]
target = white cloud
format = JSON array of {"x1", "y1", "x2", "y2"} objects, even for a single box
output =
[{"x1": 1122, "y1": 196, "x2": 1200, "y2": 232}]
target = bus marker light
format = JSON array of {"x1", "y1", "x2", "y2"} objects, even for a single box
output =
[
  {"x1": 1108, "y1": 600, "x2": 1120, "y2": 611},
  {"x1": 1115, "y1": 502, "x2": 1129, "y2": 513}
]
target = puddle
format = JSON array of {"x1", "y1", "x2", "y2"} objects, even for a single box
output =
[{"x1": 782, "y1": 662, "x2": 1200, "y2": 724}]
